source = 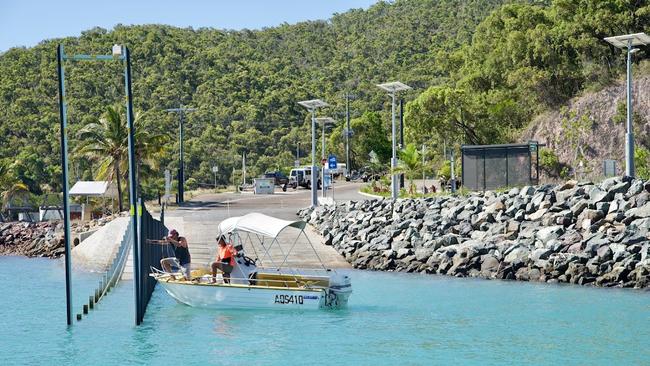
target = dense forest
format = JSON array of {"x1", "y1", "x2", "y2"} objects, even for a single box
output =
[{"x1": 0, "y1": 0, "x2": 648, "y2": 206}]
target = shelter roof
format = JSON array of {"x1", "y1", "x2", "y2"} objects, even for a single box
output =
[{"x1": 69, "y1": 181, "x2": 118, "y2": 198}]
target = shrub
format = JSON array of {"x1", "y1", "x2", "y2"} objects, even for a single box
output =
[
  {"x1": 635, "y1": 147, "x2": 650, "y2": 180},
  {"x1": 185, "y1": 177, "x2": 198, "y2": 191}
]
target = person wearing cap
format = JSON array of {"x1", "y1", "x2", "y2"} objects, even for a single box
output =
[
  {"x1": 160, "y1": 229, "x2": 192, "y2": 280},
  {"x1": 211, "y1": 236, "x2": 237, "y2": 283}
]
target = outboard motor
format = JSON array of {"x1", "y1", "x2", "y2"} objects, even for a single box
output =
[
  {"x1": 326, "y1": 273, "x2": 352, "y2": 308},
  {"x1": 229, "y1": 243, "x2": 258, "y2": 285}
]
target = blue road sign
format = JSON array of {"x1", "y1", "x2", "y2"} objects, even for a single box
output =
[{"x1": 328, "y1": 155, "x2": 337, "y2": 169}]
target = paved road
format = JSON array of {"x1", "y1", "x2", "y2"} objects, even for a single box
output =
[{"x1": 164, "y1": 181, "x2": 368, "y2": 269}]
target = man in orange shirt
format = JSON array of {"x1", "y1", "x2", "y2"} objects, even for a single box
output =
[{"x1": 211, "y1": 236, "x2": 237, "y2": 283}]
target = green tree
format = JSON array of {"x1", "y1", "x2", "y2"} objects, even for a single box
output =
[
  {"x1": 397, "y1": 143, "x2": 422, "y2": 194},
  {"x1": 0, "y1": 161, "x2": 31, "y2": 212},
  {"x1": 74, "y1": 106, "x2": 168, "y2": 211}
]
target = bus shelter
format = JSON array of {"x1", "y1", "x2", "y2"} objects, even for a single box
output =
[{"x1": 461, "y1": 142, "x2": 542, "y2": 191}]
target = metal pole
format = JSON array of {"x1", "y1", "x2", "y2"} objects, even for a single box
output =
[
  {"x1": 56, "y1": 44, "x2": 73, "y2": 326},
  {"x1": 296, "y1": 141, "x2": 300, "y2": 161},
  {"x1": 399, "y1": 99, "x2": 405, "y2": 189},
  {"x1": 391, "y1": 92, "x2": 398, "y2": 200},
  {"x1": 178, "y1": 108, "x2": 184, "y2": 203},
  {"x1": 321, "y1": 119, "x2": 326, "y2": 199},
  {"x1": 331, "y1": 172, "x2": 335, "y2": 201},
  {"x1": 422, "y1": 144, "x2": 426, "y2": 192},
  {"x1": 346, "y1": 94, "x2": 350, "y2": 177},
  {"x1": 310, "y1": 109, "x2": 318, "y2": 208},
  {"x1": 625, "y1": 39, "x2": 635, "y2": 178},
  {"x1": 450, "y1": 149, "x2": 456, "y2": 194},
  {"x1": 124, "y1": 46, "x2": 141, "y2": 325}
]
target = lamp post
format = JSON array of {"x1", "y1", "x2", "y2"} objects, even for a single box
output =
[
  {"x1": 604, "y1": 32, "x2": 650, "y2": 178},
  {"x1": 422, "y1": 144, "x2": 426, "y2": 192},
  {"x1": 377, "y1": 81, "x2": 411, "y2": 200},
  {"x1": 399, "y1": 98, "x2": 405, "y2": 189},
  {"x1": 296, "y1": 141, "x2": 300, "y2": 162},
  {"x1": 165, "y1": 105, "x2": 196, "y2": 203},
  {"x1": 345, "y1": 93, "x2": 355, "y2": 177},
  {"x1": 298, "y1": 99, "x2": 329, "y2": 208},
  {"x1": 212, "y1": 165, "x2": 219, "y2": 188},
  {"x1": 56, "y1": 43, "x2": 139, "y2": 325},
  {"x1": 316, "y1": 117, "x2": 336, "y2": 198}
]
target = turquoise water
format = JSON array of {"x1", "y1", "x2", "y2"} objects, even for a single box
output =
[{"x1": 2, "y1": 256, "x2": 649, "y2": 365}]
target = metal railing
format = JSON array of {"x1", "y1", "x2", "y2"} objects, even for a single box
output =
[{"x1": 136, "y1": 201, "x2": 168, "y2": 324}]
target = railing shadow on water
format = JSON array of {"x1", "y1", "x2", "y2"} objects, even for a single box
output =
[
  {"x1": 76, "y1": 218, "x2": 133, "y2": 321},
  {"x1": 76, "y1": 200, "x2": 169, "y2": 324}
]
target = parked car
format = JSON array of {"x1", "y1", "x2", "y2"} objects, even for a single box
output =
[
  {"x1": 263, "y1": 171, "x2": 289, "y2": 190},
  {"x1": 289, "y1": 167, "x2": 321, "y2": 189}
]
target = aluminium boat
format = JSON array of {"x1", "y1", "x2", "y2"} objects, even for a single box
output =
[{"x1": 151, "y1": 213, "x2": 352, "y2": 310}]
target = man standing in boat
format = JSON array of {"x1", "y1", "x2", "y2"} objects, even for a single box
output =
[
  {"x1": 211, "y1": 236, "x2": 237, "y2": 283},
  {"x1": 159, "y1": 229, "x2": 192, "y2": 280}
]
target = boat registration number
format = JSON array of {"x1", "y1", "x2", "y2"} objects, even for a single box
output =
[{"x1": 274, "y1": 294, "x2": 304, "y2": 305}]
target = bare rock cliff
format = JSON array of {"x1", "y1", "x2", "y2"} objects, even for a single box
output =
[{"x1": 522, "y1": 75, "x2": 650, "y2": 179}]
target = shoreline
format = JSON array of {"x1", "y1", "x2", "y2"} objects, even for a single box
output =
[
  {"x1": 0, "y1": 215, "x2": 123, "y2": 258},
  {"x1": 299, "y1": 177, "x2": 650, "y2": 289}
]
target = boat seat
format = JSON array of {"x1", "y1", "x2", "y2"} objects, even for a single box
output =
[{"x1": 254, "y1": 273, "x2": 329, "y2": 288}]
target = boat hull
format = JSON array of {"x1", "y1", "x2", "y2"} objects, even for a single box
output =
[{"x1": 158, "y1": 280, "x2": 327, "y2": 310}]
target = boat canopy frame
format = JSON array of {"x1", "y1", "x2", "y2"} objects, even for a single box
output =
[{"x1": 217, "y1": 213, "x2": 329, "y2": 273}]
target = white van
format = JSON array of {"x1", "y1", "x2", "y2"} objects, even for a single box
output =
[{"x1": 289, "y1": 167, "x2": 320, "y2": 189}]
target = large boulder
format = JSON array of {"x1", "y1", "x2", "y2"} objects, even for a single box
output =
[
  {"x1": 589, "y1": 186, "x2": 613, "y2": 204},
  {"x1": 504, "y1": 246, "x2": 530, "y2": 264},
  {"x1": 628, "y1": 203, "x2": 650, "y2": 218},
  {"x1": 537, "y1": 226, "x2": 565, "y2": 244}
]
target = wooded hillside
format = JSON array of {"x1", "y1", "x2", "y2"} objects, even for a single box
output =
[{"x1": 0, "y1": 0, "x2": 648, "y2": 204}]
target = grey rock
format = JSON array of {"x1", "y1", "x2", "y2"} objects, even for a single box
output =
[
  {"x1": 570, "y1": 201, "x2": 588, "y2": 216},
  {"x1": 414, "y1": 248, "x2": 434, "y2": 262},
  {"x1": 480, "y1": 255, "x2": 500, "y2": 273},
  {"x1": 531, "y1": 248, "x2": 553, "y2": 261},
  {"x1": 527, "y1": 208, "x2": 548, "y2": 221},
  {"x1": 504, "y1": 246, "x2": 530, "y2": 264},
  {"x1": 628, "y1": 203, "x2": 650, "y2": 218},
  {"x1": 589, "y1": 186, "x2": 613, "y2": 204},
  {"x1": 395, "y1": 248, "x2": 413, "y2": 259},
  {"x1": 537, "y1": 226, "x2": 565, "y2": 244},
  {"x1": 520, "y1": 186, "x2": 535, "y2": 197},
  {"x1": 608, "y1": 181, "x2": 630, "y2": 195},
  {"x1": 627, "y1": 180, "x2": 645, "y2": 196}
]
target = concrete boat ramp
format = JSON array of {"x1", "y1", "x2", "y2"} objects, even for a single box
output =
[{"x1": 73, "y1": 182, "x2": 365, "y2": 279}]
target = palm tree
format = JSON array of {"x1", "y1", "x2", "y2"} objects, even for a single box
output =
[
  {"x1": 0, "y1": 162, "x2": 31, "y2": 214},
  {"x1": 397, "y1": 143, "x2": 422, "y2": 195},
  {"x1": 74, "y1": 106, "x2": 168, "y2": 212}
]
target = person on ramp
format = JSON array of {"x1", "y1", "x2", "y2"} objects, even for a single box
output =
[
  {"x1": 159, "y1": 229, "x2": 192, "y2": 280},
  {"x1": 211, "y1": 236, "x2": 237, "y2": 283}
]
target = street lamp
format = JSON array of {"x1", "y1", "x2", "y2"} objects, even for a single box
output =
[
  {"x1": 212, "y1": 165, "x2": 219, "y2": 188},
  {"x1": 344, "y1": 93, "x2": 356, "y2": 178},
  {"x1": 604, "y1": 32, "x2": 650, "y2": 178},
  {"x1": 377, "y1": 81, "x2": 411, "y2": 200},
  {"x1": 298, "y1": 99, "x2": 329, "y2": 208},
  {"x1": 316, "y1": 117, "x2": 336, "y2": 199},
  {"x1": 165, "y1": 105, "x2": 196, "y2": 203}
]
